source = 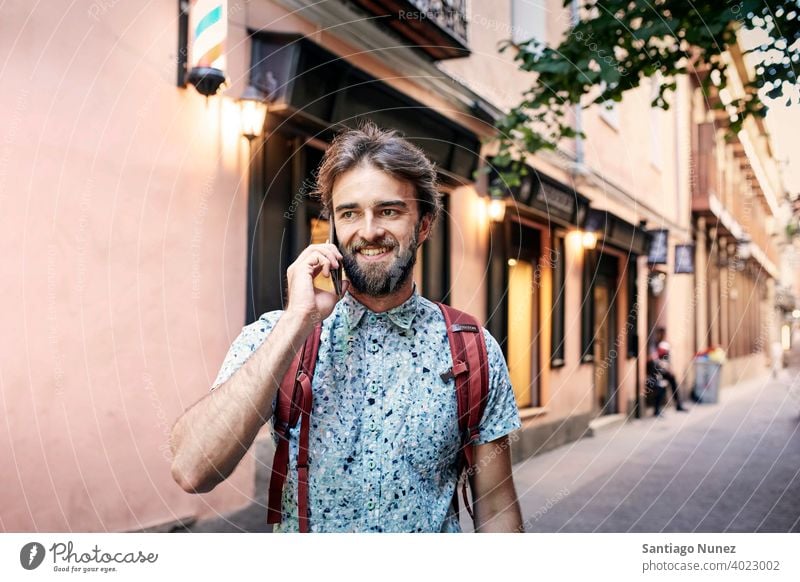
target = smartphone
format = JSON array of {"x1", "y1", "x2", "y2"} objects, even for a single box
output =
[{"x1": 329, "y1": 218, "x2": 343, "y2": 298}]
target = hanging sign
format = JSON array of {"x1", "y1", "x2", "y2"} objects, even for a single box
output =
[
  {"x1": 647, "y1": 229, "x2": 669, "y2": 265},
  {"x1": 674, "y1": 244, "x2": 695, "y2": 274}
]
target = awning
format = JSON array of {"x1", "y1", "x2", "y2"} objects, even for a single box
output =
[
  {"x1": 582, "y1": 208, "x2": 649, "y2": 256},
  {"x1": 249, "y1": 31, "x2": 481, "y2": 182}
]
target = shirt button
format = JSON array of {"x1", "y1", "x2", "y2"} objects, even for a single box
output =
[
  {"x1": 370, "y1": 384, "x2": 379, "y2": 394},
  {"x1": 366, "y1": 500, "x2": 375, "y2": 510},
  {"x1": 367, "y1": 421, "x2": 377, "y2": 431},
  {"x1": 367, "y1": 460, "x2": 376, "y2": 470},
  {"x1": 368, "y1": 314, "x2": 377, "y2": 324}
]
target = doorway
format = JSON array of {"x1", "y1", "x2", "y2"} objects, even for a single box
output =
[
  {"x1": 246, "y1": 126, "x2": 326, "y2": 323},
  {"x1": 506, "y1": 221, "x2": 541, "y2": 408},
  {"x1": 593, "y1": 253, "x2": 619, "y2": 415}
]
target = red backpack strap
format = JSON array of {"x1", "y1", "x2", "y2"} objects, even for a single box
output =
[
  {"x1": 266, "y1": 321, "x2": 322, "y2": 532},
  {"x1": 436, "y1": 303, "x2": 490, "y2": 521}
]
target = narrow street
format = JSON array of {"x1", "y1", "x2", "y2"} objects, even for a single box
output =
[
  {"x1": 509, "y1": 355, "x2": 800, "y2": 533},
  {"x1": 189, "y1": 351, "x2": 800, "y2": 534}
]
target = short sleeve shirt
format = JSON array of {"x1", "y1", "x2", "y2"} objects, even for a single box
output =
[{"x1": 211, "y1": 288, "x2": 521, "y2": 532}]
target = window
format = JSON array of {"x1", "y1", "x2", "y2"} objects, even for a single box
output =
[
  {"x1": 511, "y1": 0, "x2": 548, "y2": 45},
  {"x1": 550, "y1": 234, "x2": 566, "y2": 367}
]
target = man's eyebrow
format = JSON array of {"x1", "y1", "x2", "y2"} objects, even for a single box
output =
[
  {"x1": 334, "y1": 202, "x2": 359, "y2": 213},
  {"x1": 333, "y1": 200, "x2": 409, "y2": 212},
  {"x1": 373, "y1": 200, "x2": 409, "y2": 209}
]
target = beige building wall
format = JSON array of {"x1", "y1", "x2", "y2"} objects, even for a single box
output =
[
  {"x1": 2, "y1": 0, "x2": 711, "y2": 531},
  {"x1": 0, "y1": 0, "x2": 258, "y2": 531},
  {"x1": 439, "y1": 1, "x2": 694, "y2": 447}
]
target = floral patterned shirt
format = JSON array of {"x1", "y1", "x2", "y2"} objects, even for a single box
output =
[{"x1": 211, "y1": 287, "x2": 521, "y2": 532}]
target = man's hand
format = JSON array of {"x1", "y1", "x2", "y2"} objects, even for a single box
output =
[
  {"x1": 169, "y1": 242, "x2": 345, "y2": 494},
  {"x1": 470, "y1": 435, "x2": 524, "y2": 533},
  {"x1": 285, "y1": 243, "x2": 345, "y2": 329}
]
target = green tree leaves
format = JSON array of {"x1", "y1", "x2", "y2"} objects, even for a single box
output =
[{"x1": 488, "y1": 0, "x2": 799, "y2": 189}]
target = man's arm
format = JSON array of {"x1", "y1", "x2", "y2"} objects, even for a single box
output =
[
  {"x1": 169, "y1": 242, "x2": 343, "y2": 494},
  {"x1": 169, "y1": 311, "x2": 313, "y2": 493},
  {"x1": 470, "y1": 435, "x2": 524, "y2": 533}
]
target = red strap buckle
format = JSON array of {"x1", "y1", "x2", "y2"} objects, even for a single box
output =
[{"x1": 440, "y1": 360, "x2": 468, "y2": 382}]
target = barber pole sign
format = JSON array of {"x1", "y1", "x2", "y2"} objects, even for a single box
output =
[{"x1": 186, "y1": 0, "x2": 227, "y2": 95}]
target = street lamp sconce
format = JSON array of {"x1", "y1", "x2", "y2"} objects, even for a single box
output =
[
  {"x1": 581, "y1": 231, "x2": 598, "y2": 250},
  {"x1": 487, "y1": 192, "x2": 507, "y2": 222},
  {"x1": 239, "y1": 84, "x2": 269, "y2": 141},
  {"x1": 649, "y1": 272, "x2": 667, "y2": 296}
]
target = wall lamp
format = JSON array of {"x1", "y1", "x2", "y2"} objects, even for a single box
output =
[
  {"x1": 487, "y1": 191, "x2": 507, "y2": 222},
  {"x1": 239, "y1": 85, "x2": 269, "y2": 141},
  {"x1": 581, "y1": 231, "x2": 598, "y2": 250}
]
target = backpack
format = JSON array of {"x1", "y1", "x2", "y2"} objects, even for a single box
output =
[{"x1": 266, "y1": 302, "x2": 490, "y2": 532}]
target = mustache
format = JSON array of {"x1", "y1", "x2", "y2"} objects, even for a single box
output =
[{"x1": 347, "y1": 237, "x2": 398, "y2": 253}]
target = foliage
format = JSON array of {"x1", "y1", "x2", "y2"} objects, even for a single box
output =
[{"x1": 489, "y1": 0, "x2": 800, "y2": 193}]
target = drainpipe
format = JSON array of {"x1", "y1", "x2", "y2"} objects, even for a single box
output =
[{"x1": 571, "y1": 0, "x2": 584, "y2": 168}]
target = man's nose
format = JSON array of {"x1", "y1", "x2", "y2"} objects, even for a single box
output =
[{"x1": 359, "y1": 212, "x2": 385, "y2": 241}]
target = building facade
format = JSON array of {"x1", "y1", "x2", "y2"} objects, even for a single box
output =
[
  {"x1": 690, "y1": 45, "x2": 786, "y2": 387},
  {"x1": 1, "y1": 0, "x2": 791, "y2": 532}
]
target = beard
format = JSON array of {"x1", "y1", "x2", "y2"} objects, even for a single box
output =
[{"x1": 341, "y1": 225, "x2": 420, "y2": 297}]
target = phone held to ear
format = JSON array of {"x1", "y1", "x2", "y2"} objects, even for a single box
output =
[{"x1": 328, "y1": 219, "x2": 344, "y2": 298}]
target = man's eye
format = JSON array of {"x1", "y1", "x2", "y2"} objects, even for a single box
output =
[
  {"x1": 381, "y1": 209, "x2": 397, "y2": 216},
  {"x1": 341, "y1": 211, "x2": 354, "y2": 219}
]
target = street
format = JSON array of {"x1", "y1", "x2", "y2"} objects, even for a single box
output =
[
  {"x1": 188, "y1": 352, "x2": 800, "y2": 534},
  {"x1": 508, "y1": 358, "x2": 800, "y2": 533}
]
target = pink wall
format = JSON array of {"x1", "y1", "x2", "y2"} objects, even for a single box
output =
[{"x1": 1, "y1": 0, "x2": 256, "y2": 531}]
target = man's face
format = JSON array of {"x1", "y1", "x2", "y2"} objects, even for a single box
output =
[{"x1": 330, "y1": 164, "x2": 431, "y2": 297}]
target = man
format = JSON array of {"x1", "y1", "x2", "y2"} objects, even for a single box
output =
[
  {"x1": 170, "y1": 122, "x2": 523, "y2": 532},
  {"x1": 649, "y1": 326, "x2": 687, "y2": 416}
]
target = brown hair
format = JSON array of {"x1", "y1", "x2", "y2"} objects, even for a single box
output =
[{"x1": 314, "y1": 121, "x2": 441, "y2": 228}]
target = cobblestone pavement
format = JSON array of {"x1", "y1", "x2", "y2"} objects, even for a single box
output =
[{"x1": 506, "y1": 358, "x2": 800, "y2": 533}]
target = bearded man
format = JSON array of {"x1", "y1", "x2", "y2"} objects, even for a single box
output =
[{"x1": 170, "y1": 122, "x2": 522, "y2": 532}]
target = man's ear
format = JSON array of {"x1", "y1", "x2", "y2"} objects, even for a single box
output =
[{"x1": 417, "y1": 213, "x2": 433, "y2": 244}]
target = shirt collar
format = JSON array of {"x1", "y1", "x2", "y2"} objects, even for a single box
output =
[{"x1": 342, "y1": 284, "x2": 420, "y2": 331}]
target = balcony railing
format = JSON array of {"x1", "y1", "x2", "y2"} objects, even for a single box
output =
[
  {"x1": 347, "y1": 0, "x2": 469, "y2": 60},
  {"x1": 692, "y1": 122, "x2": 718, "y2": 213}
]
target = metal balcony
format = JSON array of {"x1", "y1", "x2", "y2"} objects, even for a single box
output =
[{"x1": 347, "y1": 0, "x2": 469, "y2": 60}]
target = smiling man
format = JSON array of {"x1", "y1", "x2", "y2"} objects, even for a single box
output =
[{"x1": 170, "y1": 122, "x2": 522, "y2": 532}]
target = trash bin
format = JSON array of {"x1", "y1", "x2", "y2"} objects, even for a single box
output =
[{"x1": 694, "y1": 360, "x2": 722, "y2": 404}]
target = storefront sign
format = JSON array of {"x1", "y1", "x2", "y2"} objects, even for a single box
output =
[
  {"x1": 647, "y1": 229, "x2": 669, "y2": 264},
  {"x1": 533, "y1": 181, "x2": 576, "y2": 223},
  {"x1": 674, "y1": 244, "x2": 695, "y2": 274}
]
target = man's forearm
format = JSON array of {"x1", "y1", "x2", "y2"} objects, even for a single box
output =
[
  {"x1": 170, "y1": 311, "x2": 314, "y2": 493},
  {"x1": 475, "y1": 498, "x2": 524, "y2": 533}
]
